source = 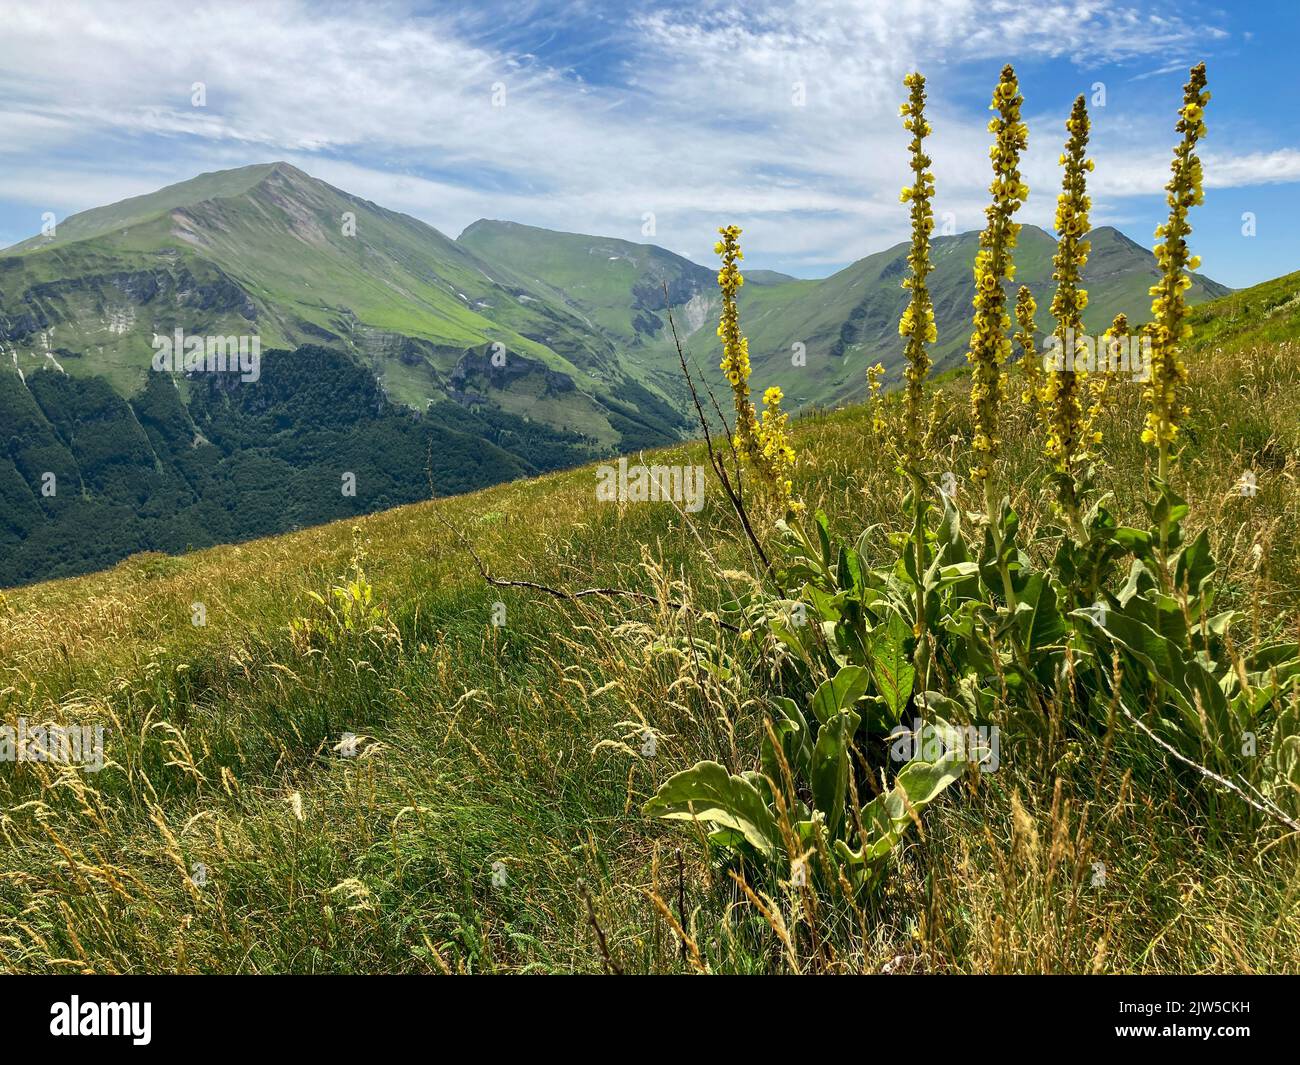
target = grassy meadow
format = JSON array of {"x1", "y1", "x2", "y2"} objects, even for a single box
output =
[{"x1": 1, "y1": 267, "x2": 1297, "y2": 974}]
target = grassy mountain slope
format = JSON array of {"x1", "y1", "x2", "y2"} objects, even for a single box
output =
[
  {"x1": 458, "y1": 219, "x2": 720, "y2": 407},
  {"x1": 464, "y1": 219, "x2": 1230, "y2": 412},
  {"x1": 0, "y1": 165, "x2": 700, "y2": 585},
  {"x1": 459, "y1": 219, "x2": 716, "y2": 345},
  {"x1": 0, "y1": 165, "x2": 1238, "y2": 589},
  {"x1": 1, "y1": 273, "x2": 1295, "y2": 973},
  {"x1": 0, "y1": 345, "x2": 588, "y2": 586},
  {"x1": 733, "y1": 224, "x2": 1228, "y2": 409},
  {"x1": 3, "y1": 164, "x2": 1231, "y2": 437},
  {"x1": 0, "y1": 163, "x2": 687, "y2": 446},
  {"x1": 6, "y1": 164, "x2": 283, "y2": 252}
]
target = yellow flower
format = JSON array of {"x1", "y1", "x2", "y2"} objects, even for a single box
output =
[
  {"x1": 1014, "y1": 286, "x2": 1039, "y2": 406},
  {"x1": 1088, "y1": 312, "x2": 1129, "y2": 423},
  {"x1": 1039, "y1": 94, "x2": 1094, "y2": 475},
  {"x1": 1144, "y1": 63, "x2": 1210, "y2": 463},
  {"x1": 965, "y1": 65, "x2": 1028, "y2": 484},
  {"x1": 866, "y1": 361, "x2": 888, "y2": 435},
  {"x1": 716, "y1": 224, "x2": 759, "y2": 453},
  {"x1": 715, "y1": 225, "x2": 799, "y2": 514},
  {"x1": 756, "y1": 383, "x2": 800, "y2": 513},
  {"x1": 896, "y1": 71, "x2": 938, "y2": 461}
]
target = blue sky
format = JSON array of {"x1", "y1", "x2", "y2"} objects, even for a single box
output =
[{"x1": 0, "y1": 0, "x2": 1296, "y2": 287}]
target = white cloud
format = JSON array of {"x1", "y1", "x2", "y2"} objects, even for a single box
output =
[
  {"x1": 0, "y1": 0, "x2": 1282, "y2": 273},
  {"x1": 1203, "y1": 150, "x2": 1300, "y2": 188}
]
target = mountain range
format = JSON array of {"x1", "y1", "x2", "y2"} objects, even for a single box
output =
[{"x1": 0, "y1": 162, "x2": 1231, "y2": 586}]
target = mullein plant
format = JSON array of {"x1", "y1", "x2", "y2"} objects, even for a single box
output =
[
  {"x1": 656, "y1": 61, "x2": 1300, "y2": 895},
  {"x1": 654, "y1": 60, "x2": 1300, "y2": 899},
  {"x1": 1037, "y1": 97, "x2": 1136, "y2": 609},
  {"x1": 1039, "y1": 94, "x2": 1096, "y2": 531},
  {"x1": 1092, "y1": 312, "x2": 1129, "y2": 415},
  {"x1": 1144, "y1": 63, "x2": 1210, "y2": 555},
  {"x1": 897, "y1": 72, "x2": 938, "y2": 457},
  {"x1": 717, "y1": 225, "x2": 761, "y2": 456},
  {"x1": 866, "y1": 361, "x2": 887, "y2": 435},
  {"x1": 1066, "y1": 65, "x2": 1297, "y2": 771},
  {"x1": 897, "y1": 71, "x2": 939, "y2": 682},
  {"x1": 1014, "y1": 285, "x2": 1039, "y2": 409},
  {"x1": 715, "y1": 225, "x2": 798, "y2": 515},
  {"x1": 757, "y1": 385, "x2": 798, "y2": 511},
  {"x1": 967, "y1": 65, "x2": 1029, "y2": 607}
]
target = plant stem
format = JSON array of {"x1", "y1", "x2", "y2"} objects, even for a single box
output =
[
  {"x1": 984, "y1": 475, "x2": 1019, "y2": 612},
  {"x1": 911, "y1": 469, "x2": 930, "y2": 688},
  {"x1": 1155, "y1": 436, "x2": 1174, "y2": 592},
  {"x1": 1158, "y1": 439, "x2": 1170, "y2": 554}
]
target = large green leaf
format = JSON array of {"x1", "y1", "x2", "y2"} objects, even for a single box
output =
[
  {"x1": 1074, "y1": 598, "x2": 1231, "y2": 744},
  {"x1": 762, "y1": 695, "x2": 813, "y2": 782},
  {"x1": 1174, "y1": 528, "x2": 1216, "y2": 600},
  {"x1": 1017, "y1": 572, "x2": 1067, "y2": 650},
  {"x1": 814, "y1": 510, "x2": 834, "y2": 571},
  {"x1": 1242, "y1": 643, "x2": 1300, "y2": 690},
  {"x1": 842, "y1": 745, "x2": 966, "y2": 870},
  {"x1": 811, "y1": 708, "x2": 860, "y2": 839},
  {"x1": 936, "y1": 494, "x2": 970, "y2": 564},
  {"x1": 644, "y1": 762, "x2": 781, "y2": 858},
  {"x1": 810, "y1": 665, "x2": 872, "y2": 725},
  {"x1": 892, "y1": 747, "x2": 967, "y2": 809},
  {"x1": 868, "y1": 613, "x2": 914, "y2": 724}
]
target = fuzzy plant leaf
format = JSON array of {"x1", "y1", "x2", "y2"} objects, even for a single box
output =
[
  {"x1": 1073, "y1": 598, "x2": 1232, "y2": 747},
  {"x1": 810, "y1": 665, "x2": 872, "y2": 725},
  {"x1": 644, "y1": 762, "x2": 782, "y2": 859},
  {"x1": 837, "y1": 740, "x2": 966, "y2": 874},
  {"x1": 868, "y1": 612, "x2": 915, "y2": 724},
  {"x1": 1016, "y1": 572, "x2": 1067, "y2": 651},
  {"x1": 762, "y1": 695, "x2": 813, "y2": 782},
  {"x1": 811, "y1": 707, "x2": 861, "y2": 838}
]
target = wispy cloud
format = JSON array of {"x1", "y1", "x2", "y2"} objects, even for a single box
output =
[
  {"x1": 1128, "y1": 60, "x2": 1197, "y2": 81},
  {"x1": 0, "y1": 0, "x2": 1290, "y2": 277}
]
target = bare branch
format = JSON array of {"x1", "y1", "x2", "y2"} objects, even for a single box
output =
[{"x1": 1116, "y1": 699, "x2": 1300, "y2": 835}]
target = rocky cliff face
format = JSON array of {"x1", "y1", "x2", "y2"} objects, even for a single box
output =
[
  {"x1": 3, "y1": 263, "x2": 259, "y2": 344},
  {"x1": 449, "y1": 346, "x2": 577, "y2": 397}
]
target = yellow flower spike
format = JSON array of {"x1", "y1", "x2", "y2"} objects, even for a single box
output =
[
  {"x1": 1090, "y1": 312, "x2": 1130, "y2": 423},
  {"x1": 895, "y1": 75, "x2": 944, "y2": 684},
  {"x1": 896, "y1": 71, "x2": 938, "y2": 462},
  {"x1": 715, "y1": 224, "x2": 760, "y2": 458},
  {"x1": 966, "y1": 64, "x2": 1028, "y2": 485},
  {"x1": 1014, "y1": 286, "x2": 1039, "y2": 406},
  {"x1": 866, "y1": 362, "x2": 887, "y2": 435},
  {"x1": 714, "y1": 225, "x2": 798, "y2": 514},
  {"x1": 1145, "y1": 63, "x2": 1210, "y2": 478},
  {"x1": 1038, "y1": 94, "x2": 1094, "y2": 479},
  {"x1": 756, "y1": 384, "x2": 800, "y2": 514}
]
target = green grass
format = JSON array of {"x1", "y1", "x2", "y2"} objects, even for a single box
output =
[
  {"x1": 4, "y1": 163, "x2": 281, "y2": 254},
  {"x1": 458, "y1": 219, "x2": 713, "y2": 344},
  {"x1": 1, "y1": 271, "x2": 1296, "y2": 974}
]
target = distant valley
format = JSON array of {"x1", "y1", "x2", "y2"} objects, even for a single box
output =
[{"x1": 0, "y1": 162, "x2": 1229, "y2": 586}]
